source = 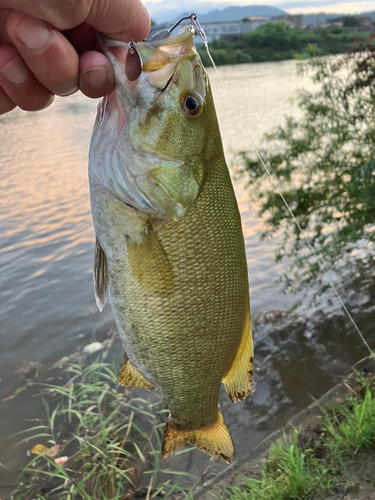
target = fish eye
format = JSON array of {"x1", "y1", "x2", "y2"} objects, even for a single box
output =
[
  {"x1": 186, "y1": 96, "x2": 198, "y2": 111},
  {"x1": 181, "y1": 93, "x2": 203, "y2": 118}
]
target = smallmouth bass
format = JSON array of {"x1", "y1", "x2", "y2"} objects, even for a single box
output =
[{"x1": 89, "y1": 28, "x2": 253, "y2": 463}]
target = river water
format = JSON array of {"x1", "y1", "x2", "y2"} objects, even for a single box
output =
[{"x1": 1, "y1": 59, "x2": 375, "y2": 491}]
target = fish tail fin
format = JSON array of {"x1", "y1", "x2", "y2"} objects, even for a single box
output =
[
  {"x1": 223, "y1": 305, "x2": 254, "y2": 403},
  {"x1": 161, "y1": 411, "x2": 234, "y2": 463}
]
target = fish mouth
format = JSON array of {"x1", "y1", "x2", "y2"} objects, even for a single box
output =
[
  {"x1": 142, "y1": 29, "x2": 195, "y2": 69},
  {"x1": 144, "y1": 28, "x2": 195, "y2": 53},
  {"x1": 99, "y1": 29, "x2": 195, "y2": 79}
]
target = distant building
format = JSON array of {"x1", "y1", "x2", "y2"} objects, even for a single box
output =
[
  {"x1": 149, "y1": 18, "x2": 270, "y2": 46},
  {"x1": 320, "y1": 21, "x2": 343, "y2": 28},
  {"x1": 194, "y1": 17, "x2": 268, "y2": 44},
  {"x1": 270, "y1": 15, "x2": 302, "y2": 29},
  {"x1": 358, "y1": 17, "x2": 373, "y2": 31},
  {"x1": 241, "y1": 16, "x2": 269, "y2": 32},
  {"x1": 200, "y1": 20, "x2": 242, "y2": 43},
  {"x1": 301, "y1": 13, "x2": 328, "y2": 28},
  {"x1": 316, "y1": 12, "x2": 328, "y2": 26}
]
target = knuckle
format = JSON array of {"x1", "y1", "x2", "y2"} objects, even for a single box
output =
[
  {"x1": 125, "y1": 8, "x2": 151, "y2": 42},
  {"x1": 31, "y1": 42, "x2": 79, "y2": 94},
  {"x1": 43, "y1": 0, "x2": 94, "y2": 30}
]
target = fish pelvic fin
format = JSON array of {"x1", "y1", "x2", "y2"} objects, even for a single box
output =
[
  {"x1": 118, "y1": 353, "x2": 156, "y2": 391},
  {"x1": 223, "y1": 305, "x2": 254, "y2": 403},
  {"x1": 127, "y1": 223, "x2": 174, "y2": 293},
  {"x1": 162, "y1": 411, "x2": 234, "y2": 463},
  {"x1": 93, "y1": 239, "x2": 109, "y2": 312}
]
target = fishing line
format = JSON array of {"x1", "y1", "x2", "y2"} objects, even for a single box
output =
[{"x1": 190, "y1": 17, "x2": 374, "y2": 356}]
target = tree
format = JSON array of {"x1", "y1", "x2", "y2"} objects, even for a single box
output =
[
  {"x1": 239, "y1": 47, "x2": 375, "y2": 294},
  {"x1": 343, "y1": 15, "x2": 359, "y2": 27},
  {"x1": 198, "y1": 24, "x2": 366, "y2": 66}
]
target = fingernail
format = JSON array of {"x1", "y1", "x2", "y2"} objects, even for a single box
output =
[
  {"x1": 15, "y1": 17, "x2": 50, "y2": 50},
  {"x1": 0, "y1": 56, "x2": 28, "y2": 84},
  {"x1": 59, "y1": 85, "x2": 78, "y2": 97},
  {"x1": 82, "y1": 67, "x2": 107, "y2": 87}
]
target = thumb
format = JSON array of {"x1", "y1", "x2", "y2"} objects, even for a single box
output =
[{"x1": 87, "y1": 0, "x2": 150, "y2": 41}]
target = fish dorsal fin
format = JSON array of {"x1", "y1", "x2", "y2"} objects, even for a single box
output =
[
  {"x1": 127, "y1": 223, "x2": 174, "y2": 293},
  {"x1": 118, "y1": 353, "x2": 156, "y2": 391},
  {"x1": 162, "y1": 411, "x2": 235, "y2": 463},
  {"x1": 93, "y1": 239, "x2": 109, "y2": 312}
]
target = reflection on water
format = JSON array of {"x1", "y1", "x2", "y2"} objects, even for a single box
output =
[{"x1": 1, "y1": 59, "x2": 374, "y2": 489}]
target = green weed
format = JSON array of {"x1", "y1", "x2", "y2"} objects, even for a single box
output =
[
  {"x1": 228, "y1": 430, "x2": 331, "y2": 500},
  {"x1": 10, "y1": 353, "x2": 194, "y2": 499},
  {"x1": 324, "y1": 379, "x2": 375, "y2": 459},
  {"x1": 226, "y1": 380, "x2": 375, "y2": 500}
]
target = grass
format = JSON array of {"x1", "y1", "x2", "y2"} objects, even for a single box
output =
[
  {"x1": 227, "y1": 376, "x2": 375, "y2": 500},
  {"x1": 227, "y1": 431, "x2": 331, "y2": 500},
  {"x1": 10, "y1": 350, "x2": 195, "y2": 499},
  {"x1": 10, "y1": 347, "x2": 375, "y2": 500},
  {"x1": 324, "y1": 383, "x2": 375, "y2": 457}
]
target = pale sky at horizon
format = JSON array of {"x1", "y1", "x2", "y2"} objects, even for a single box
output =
[{"x1": 142, "y1": 0, "x2": 375, "y2": 16}]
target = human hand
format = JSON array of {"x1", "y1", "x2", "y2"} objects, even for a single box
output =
[{"x1": 0, "y1": 0, "x2": 150, "y2": 114}]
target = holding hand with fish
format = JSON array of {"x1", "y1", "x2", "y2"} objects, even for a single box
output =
[
  {"x1": 0, "y1": 0, "x2": 149, "y2": 114},
  {"x1": 0, "y1": 0, "x2": 253, "y2": 462},
  {"x1": 90, "y1": 24, "x2": 253, "y2": 462}
]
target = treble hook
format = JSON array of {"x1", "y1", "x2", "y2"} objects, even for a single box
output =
[
  {"x1": 145, "y1": 13, "x2": 207, "y2": 44},
  {"x1": 169, "y1": 14, "x2": 197, "y2": 33}
]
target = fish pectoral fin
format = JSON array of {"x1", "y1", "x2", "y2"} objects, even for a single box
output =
[
  {"x1": 127, "y1": 224, "x2": 174, "y2": 293},
  {"x1": 222, "y1": 306, "x2": 254, "y2": 403},
  {"x1": 162, "y1": 411, "x2": 234, "y2": 463},
  {"x1": 93, "y1": 239, "x2": 109, "y2": 312},
  {"x1": 118, "y1": 354, "x2": 156, "y2": 391}
]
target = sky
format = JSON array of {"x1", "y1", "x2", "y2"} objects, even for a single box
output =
[{"x1": 142, "y1": 0, "x2": 375, "y2": 20}]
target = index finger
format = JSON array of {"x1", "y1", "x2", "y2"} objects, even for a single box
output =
[{"x1": 0, "y1": 0, "x2": 150, "y2": 41}]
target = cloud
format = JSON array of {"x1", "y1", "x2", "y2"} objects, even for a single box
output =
[
  {"x1": 286, "y1": 0, "x2": 375, "y2": 12},
  {"x1": 143, "y1": 0, "x2": 234, "y2": 22},
  {"x1": 142, "y1": 0, "x2": 375, "y2": 20}
]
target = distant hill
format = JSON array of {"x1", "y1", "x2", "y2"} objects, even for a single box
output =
[
  {"x1": 358, "y1": 10, "x2": 375, "y2": 19},
  {"x1": 190, "y1": 5, "x2": 287, "y2": 22},
  {"x1": 146, "y1": 3, "x2": 288, "y2": 25},
  {"x1": 172, "y1": 5, "x2": 287, "y2": 23},
  {"x1": 144, "y1": 1, "x2": 231, "y2": 24},
  {"x1": 301, "y1": 10, "x2": 375, "y2": 27}
]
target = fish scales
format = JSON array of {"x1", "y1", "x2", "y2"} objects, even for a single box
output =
[{"x1": 89, "y1": 28, "x2": 253, "y2": 462}]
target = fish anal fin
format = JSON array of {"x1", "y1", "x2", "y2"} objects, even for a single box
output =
[
  {"x1": 118, "y1": 354, "x2": 156, "y2": 391},
  {"x1": 93, "y1": 239, "x2": 109, "y2": 312},
  {"x1": 161, "y1": 411, "x2": 234, "y2": 463},
  {"x1": 127, "y1": 224, "x2": 174, "y2": 293},
  {"x1": 223, "y1": 306, "x2": 254, "y2": 403}
]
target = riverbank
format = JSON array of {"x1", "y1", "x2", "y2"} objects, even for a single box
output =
[
  {"x1": 6, "y1": 341, "x2": 375, "y2": 500},
  {"x1": 194, "y1": 358, "x2": 375, "y2": 500},
  {"x1": 198, "y1": 23, "x2": 368, "y2": 66},
  {"x1": 6, "y1": 334, "x2": 175, "y2": 500}
]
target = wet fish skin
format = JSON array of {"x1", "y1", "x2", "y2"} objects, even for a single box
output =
[{"x1": 89, "y1": 30, "x2": 253, "y2": 462}]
